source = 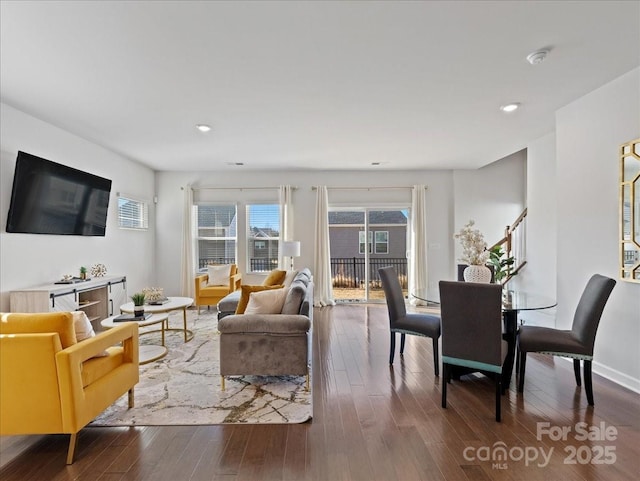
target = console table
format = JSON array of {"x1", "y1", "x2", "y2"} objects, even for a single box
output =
[{"x1": 10, "y1": 275, "x2": 127, "y2": 328}]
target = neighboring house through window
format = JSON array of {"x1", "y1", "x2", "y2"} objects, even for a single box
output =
[
  {"x1": 374, "y1": 231, "x2": 389, "y2": 254},
  {"x1": 359, "y1": 230, "x2": 372, "y2": 254},
  {"x1": 195, "y1": 204, "x2": 237, "y2": 269},
  {"x1": 247, "y1": 204, "x2": 280, "y2": 272}
]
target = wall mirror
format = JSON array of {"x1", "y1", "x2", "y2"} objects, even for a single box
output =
[{"x1": 620, "y1": 138, "x2": 640, "y2": 282}]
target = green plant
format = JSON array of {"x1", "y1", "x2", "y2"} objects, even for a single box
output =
[
  {"x1": 488, "y1": 245, "x2": 516, "y2": 283},
  {"x1": 79, "y1": 266, "x2": 87, "y2": 274},
  {"x1": 131, "y1": 292, "x2": 146, "y2": 306}
]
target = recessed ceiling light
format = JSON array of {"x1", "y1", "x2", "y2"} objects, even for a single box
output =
[
  {"x1": 196, "y1": 124, "x2": 211, "y2": 132},
  {"x1": 500, "y1": 103, "x2": 520, "y2": 113}
]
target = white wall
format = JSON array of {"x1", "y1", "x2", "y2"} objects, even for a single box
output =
[
  {"x1": 514, "y1": 133, "x2": 557, "y2": 327},
  {"x1": 0, "y1": 104, "x2": 156, "y2": 310},
  {"x1": 453, "y1": 149, "x2": 527, "y2": 275},
  {"x1": 556, "y1": 68, "x2": 640, "y2": 392}
]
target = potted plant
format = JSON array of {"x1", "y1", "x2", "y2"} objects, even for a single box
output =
[
  {"x1": 131, "y1": 292, "x2": 146, "y2": 317},
  {"x1": 488, "y1": 245, "x2": 516, "y2": 283},
  {"x1": 79, "y1": 266, "x2": 88, "y2": 280},
  {"x1": 454, "y1": 220, "x2": 491, "y2": 283}
]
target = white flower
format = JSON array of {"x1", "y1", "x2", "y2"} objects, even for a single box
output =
[{"x1": 454, "y1": 220, "x2": 490, "y2": 265}]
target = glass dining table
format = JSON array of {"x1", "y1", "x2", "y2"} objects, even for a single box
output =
[{"x1": 412, "y1": 288, "x2": 557, "y2": 390}]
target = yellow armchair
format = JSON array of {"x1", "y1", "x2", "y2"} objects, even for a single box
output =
[
  {"x1": 194, "y1": 264, "x2": 242, "y2": 314},
  {"x1": 0, "y1": 312, "x2": 139, "y2": 464}
]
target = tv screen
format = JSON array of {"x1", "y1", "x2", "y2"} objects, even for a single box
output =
[{"x1": 5, "y1": 151, "x2": 112, "y2": 236}]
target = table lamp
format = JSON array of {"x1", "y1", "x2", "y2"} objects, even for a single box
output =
[{"x1": 281, "y1": 241, "x2": 301, "y2": 271}]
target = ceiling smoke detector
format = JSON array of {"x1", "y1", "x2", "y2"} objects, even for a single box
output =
[{"x1": 526, "y1": 49, "x2": 549, "y2": 65}]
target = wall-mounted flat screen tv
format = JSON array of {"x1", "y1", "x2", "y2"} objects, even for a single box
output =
[{"x1": 5, "y1": 151, "x2": 112, "y2": 236}]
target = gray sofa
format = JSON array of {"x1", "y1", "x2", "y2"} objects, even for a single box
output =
[{"x1": 217, "y1": 268, "x2": 313, "y2": 390}]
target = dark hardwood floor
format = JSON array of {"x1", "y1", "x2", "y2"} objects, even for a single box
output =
[{"x1": 2, "y1": 304, "x2": 639, "y2": 480}]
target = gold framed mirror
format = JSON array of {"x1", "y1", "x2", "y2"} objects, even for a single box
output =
[{"x1": 620, "y1": 138, "x2": 640, "y2": 282}]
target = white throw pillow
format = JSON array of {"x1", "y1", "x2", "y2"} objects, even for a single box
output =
[
  {"x1": 71, "y1": 311, "x2": 108, "y2": 357},
  {"x1": 207, "y1": 264, "x2": 232, "y2": 286},
  {"x1": 244, "y1": 287, "x2": 287, "y2": 315},
  {"x1": 283, "y1": 270, "x2": 298, "y2": 288}
]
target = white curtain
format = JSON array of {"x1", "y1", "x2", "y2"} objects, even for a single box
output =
[
  {"x1": 278, "y1": 185, "x2": 294, "y2": 269},
  {"x1": 409, "y1": 185, "x2": 428, "y2": 306},
  {"x1": 180, "y1": 185, "x2": 195, "y2": 298},
  {"x1": 313, "y1": 186, "x2": 335, "y2": 307}
]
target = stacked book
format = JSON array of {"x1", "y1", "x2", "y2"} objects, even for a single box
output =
[{"x1": 114, "y1": 313, "x2": 152, "y2": 322}]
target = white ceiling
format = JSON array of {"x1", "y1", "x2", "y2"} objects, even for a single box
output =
[{"x1": 1, "y1": 1, "x2": 638, "y2": 172}]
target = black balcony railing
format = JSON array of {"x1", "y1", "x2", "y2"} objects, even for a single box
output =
[
  {"x1": 250, "y1": 257, "x2": 279, "y2": 272},
  {"x1": 199, "y1": 257, "x2": 409, "y2": 287},
  {"x1": 331, "y1": 257, "x2": 408, "y2": 289},
  {"x1": 199, "y1": 257, "x2": 236, "y2": 269}
]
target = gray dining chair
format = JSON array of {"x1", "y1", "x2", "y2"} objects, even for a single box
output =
[
  {"x1": 517, "y1": 274, "x2": 616, "y2": 405},
  {"x1": 378, "y1": 267, "x2": 441, "y2": 376},
  {"x1": 439, "y1": 280, "x2": 507, "y2": 422}
]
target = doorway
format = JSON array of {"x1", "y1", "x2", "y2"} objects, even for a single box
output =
[{"x1": 328, "y1": 208, "x2": 409, "y2": 302}]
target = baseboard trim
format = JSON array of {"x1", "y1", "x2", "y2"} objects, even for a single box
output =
[{"x1": 557, "y1": 356, "x2": 640, "y2": 394}]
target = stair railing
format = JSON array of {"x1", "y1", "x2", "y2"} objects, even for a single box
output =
[{"x1": 489, "y1": 208, "x2": 527, "y2": 284}]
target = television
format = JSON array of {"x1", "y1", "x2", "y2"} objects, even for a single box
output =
[{"x1": 5, "y1": 151, "x2": 112, "y2": 236}]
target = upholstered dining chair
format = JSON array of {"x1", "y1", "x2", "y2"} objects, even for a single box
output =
[
  {"x1": 439, "y1": 280, "x2": 507, "y2": 422},
  {"x1": 517, "y1": 274, "x2": 616, "y2": 406},
  {"x1": 378, "y1": 267, "x2": 441, "y2": 376}
]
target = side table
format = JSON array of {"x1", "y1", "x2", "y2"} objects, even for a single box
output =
[{"x1": 101, "y1": 313, "x2": 169, "y2": 364}]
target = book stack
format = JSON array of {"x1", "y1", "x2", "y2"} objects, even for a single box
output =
[{"x1": 114, "y1": 313, "x2": 152, "y2": 322}]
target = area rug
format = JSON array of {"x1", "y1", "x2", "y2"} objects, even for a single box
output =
[{"x1": 90, "y1": 310, "x2": 312, "y2": 426}]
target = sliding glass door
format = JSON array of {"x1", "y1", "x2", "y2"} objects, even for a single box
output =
[{"x1": 329, "y1": 208, "x2": 409, "y2": 302}]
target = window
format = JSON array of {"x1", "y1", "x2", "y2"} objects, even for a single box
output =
[
  {"x1": 195, "y1": 204, "x2": 237, "y2": 269},
  {"x1": 247, "y1": 204, "x2": 280, "y2": 272},
  {"x1": 359, "y1": 231, "x2": 372, "y2": 254},
  {"x1": 358, "y1": 231, "x2": 389, "y2": 254},
  {"x1": 118, "y1": 196, "x2": 148, "y2": 230},
  {"x1": 375, "y1": 231, "x2": 389, "y2": 254}
]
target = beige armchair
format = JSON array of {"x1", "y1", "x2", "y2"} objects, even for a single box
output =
[
  {"x1": 0, "y1": 312, "x2": 139, "y2": 464},
  {"x1": 194, "y1": 264, "x2": 242, "y2": 314}
]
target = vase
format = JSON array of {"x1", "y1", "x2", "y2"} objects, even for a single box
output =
[
  {"x1": 134, "y1": 306, "x2": 145, "y2": 317},
  {"x1": 463, "y1": 264, "x2": 492, "y2": 283}
]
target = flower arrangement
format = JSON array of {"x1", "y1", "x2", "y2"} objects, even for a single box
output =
[
  {"x1": 454, "y1": 220, "x2": 490, "y2": 265},
  {"x1": 143, "y1": 287, "x2": 164, "y2": 302}
]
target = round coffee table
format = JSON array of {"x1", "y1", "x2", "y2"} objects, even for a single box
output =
[
  {"x1": 120, "y1": 296, "x2": 194, "y2": 342},
  {"x1": 101, "y1": 313, "x2": 169, "y2": 364}
]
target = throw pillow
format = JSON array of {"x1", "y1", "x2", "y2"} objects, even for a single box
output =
[
  {"x1": 281, "y1": 283, "x2": 306, "y2": 314},
  {"x1": 235, "y1": 284, "x2": 284, "y2": 314},
  {"x1": 206, "y1": 264, "x2": 232, "y2": 286},
  {"x1": 71, "y1": 311, "x2": 109, "y2": 357},
  {"x1": 283, "y1": 270, "x2": 298, "y2": 288},
  {"x1": 262, "y1": 269, "x2": 287, "y2": 287},
  {"x1": 244, "y1": 287, "x2": 288, "y2": 314}
]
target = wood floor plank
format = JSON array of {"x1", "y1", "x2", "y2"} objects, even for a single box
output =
[
  {"x1": 189, "y1": 426, "x2": 236, "y2": 481},
  {"x1": 1, "y1": 304, "x2": 639, "y2": 481}
]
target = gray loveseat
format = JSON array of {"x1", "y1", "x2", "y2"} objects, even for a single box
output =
[{"x1": 217, "y1": 268, "x2": 313, "y2": 390}]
